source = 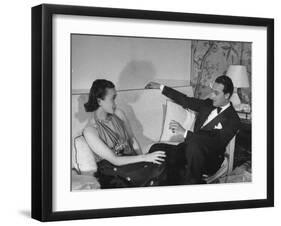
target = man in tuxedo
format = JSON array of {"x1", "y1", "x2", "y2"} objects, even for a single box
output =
[{"x1": 145, "y1": 75, "x2": 241, "y2": 184}]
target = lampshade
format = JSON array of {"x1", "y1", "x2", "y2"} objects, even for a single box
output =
[{"x1": 226, "y1": 65, "x2": 249, "y2": 88}]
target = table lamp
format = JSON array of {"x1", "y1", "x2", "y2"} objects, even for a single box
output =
[{"x1": 226, "y1": 65, "x2": 249, "y2": 107}]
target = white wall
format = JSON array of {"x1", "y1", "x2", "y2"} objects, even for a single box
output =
[
  {"x1": 1, "y1": 0, "x2": 280, "y2": 226},
  {"x1": 72, "y1": 35, "x2": 191, "y2": 91}
]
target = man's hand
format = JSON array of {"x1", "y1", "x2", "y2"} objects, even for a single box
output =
[
  {"x1": 169, "y1": 120, "x2": 186, "y2": 136},
  {"x1": 145, "y1": 82, "x2": 161, "y2": 89}
]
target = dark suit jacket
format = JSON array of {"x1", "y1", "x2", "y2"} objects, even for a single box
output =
[{"x1": 162, "y1": 86, "x2": 241, "y2": 173}]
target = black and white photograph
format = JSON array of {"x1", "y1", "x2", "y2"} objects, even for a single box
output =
[
  {"x1": 1, "y1": 0, "x2": 280, "y2": 225},
  {"x1": 71, "y1": 34, "x2": 252, "y2": 190},
  {"x1": 30, "y1": 3, "x2": 274, "y2": 221}
]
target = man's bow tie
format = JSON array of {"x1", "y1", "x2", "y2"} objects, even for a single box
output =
[{"x1": 216, "y1": 107, "x2": 222, "y2": 114}]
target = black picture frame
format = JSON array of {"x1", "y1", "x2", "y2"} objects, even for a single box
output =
[{"x1": 31, "y1": 3, "x2": 274, "y2": 222}]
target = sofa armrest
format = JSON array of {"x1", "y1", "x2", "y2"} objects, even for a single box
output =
[{"x1": 72, "y1": 174, "x2": 101, "y2": 190}]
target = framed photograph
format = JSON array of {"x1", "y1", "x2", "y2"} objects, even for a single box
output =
[{"x1": 32, "y1": 4, "x2": 274, "y2": 221}]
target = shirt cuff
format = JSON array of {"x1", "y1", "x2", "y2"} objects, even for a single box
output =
[
  {"x1": 160, "y1": 84, "x2": 165, "y2": 91},
  {"x1": 184, "y1": 129, "x2": 188, "y2": 138}
]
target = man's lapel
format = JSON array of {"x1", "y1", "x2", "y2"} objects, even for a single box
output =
[
  {"x1": 201, "y1": 113, "x2": 226, "y2": 131},
  {"x1": 195, "y1": 107, "x2": 214, "y2": 131},
  {"x1": 201, "y1": 105, "x2": 232, "y2": 130}
]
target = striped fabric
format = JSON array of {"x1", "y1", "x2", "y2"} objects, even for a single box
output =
[{"x1": 93, "y1": 114, "x2": 136, "y2": 157}]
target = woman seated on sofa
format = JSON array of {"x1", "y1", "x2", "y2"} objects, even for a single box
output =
[{"x1": 83, "y1": 79, "x2": 167, "y2": 188}]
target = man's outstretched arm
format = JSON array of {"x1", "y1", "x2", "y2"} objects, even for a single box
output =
[{"x1": 145, "y1": 81, "x2": 209, "y2": 112}]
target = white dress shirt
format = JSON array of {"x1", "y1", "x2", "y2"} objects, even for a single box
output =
[{"x1": 201, "y1": 103, "x2": 230, "y2": 128}]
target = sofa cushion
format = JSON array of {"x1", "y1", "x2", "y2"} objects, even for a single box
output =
[
  {"x1": 73, "y1": 135, "x2": 98, "y2": 173},
  {"x1": 72, "y1": 173, "x2": 100, "y2": 190}
]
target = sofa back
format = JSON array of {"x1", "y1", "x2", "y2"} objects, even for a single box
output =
[{"x1": 72, "y1": 86, "x2": 194, "y2": 167}]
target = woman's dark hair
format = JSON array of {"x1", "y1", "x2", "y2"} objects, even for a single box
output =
[
  {"x1": 84, "y1": 79, "x2": 115, "y2": 112},
  {"x1": 215, "y1": 75, "x2": 234, "y2": 98}
]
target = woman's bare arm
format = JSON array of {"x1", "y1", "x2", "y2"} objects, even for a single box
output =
[{"x1": 83, "y1": 126, "x2": 165, "y2": 166}]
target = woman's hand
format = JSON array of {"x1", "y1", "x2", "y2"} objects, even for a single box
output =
[{"x1": 143, "y1": 151, "x2": 166, "y2": 164}]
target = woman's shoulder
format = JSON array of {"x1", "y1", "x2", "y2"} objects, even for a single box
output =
[{"x1": 83, "y1": 120, "x2": 99, "y2": 137}]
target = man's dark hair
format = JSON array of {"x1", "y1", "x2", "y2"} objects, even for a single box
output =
[
  {"x1": 84, "y1": 79, "x2": 115, "y2": 112},
  {"x1": 215, "y1": 75, "x2": 234, "y2": 98}
]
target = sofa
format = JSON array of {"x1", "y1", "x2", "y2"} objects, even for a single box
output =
[{"x1": 71, "y1": 86, "x2": 195, "y2": 190}]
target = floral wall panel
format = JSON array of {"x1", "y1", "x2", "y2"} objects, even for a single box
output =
[{"x1": 191, "y1": 40, "x2": 251, "y2": 105}]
